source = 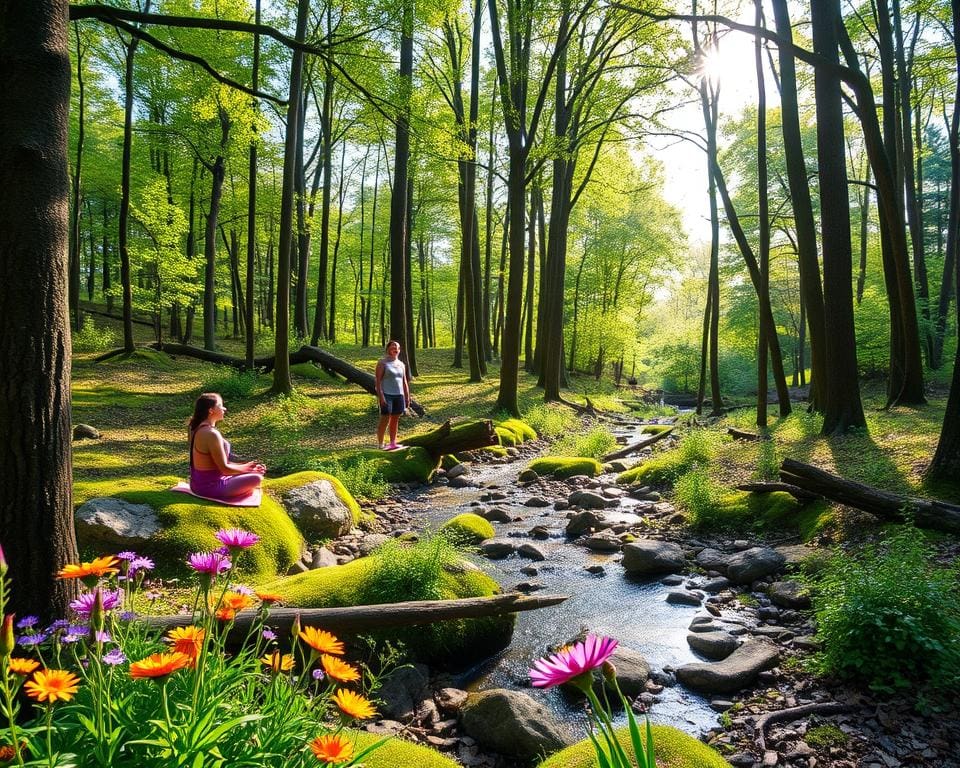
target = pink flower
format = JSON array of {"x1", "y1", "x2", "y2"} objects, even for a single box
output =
[
  {"x1": 70, "y1": 589, "x2": 123, "y2": 617},
  {"x1": 530, "y1": 635, "x2": 619, "y2": 689},
  {"x1": 187, "y1": 551, "x2": 232, "y2": 576},
  {"x1": 215, "y1": 528, "x2": 259, "y2": 550}
]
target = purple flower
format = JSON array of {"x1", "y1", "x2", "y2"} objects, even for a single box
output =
[
  {"x1": 94, "y1": 630, "x2": 112, "y2": 644},
  {"x1": 70, "y1": 589, "x2": 123, "y2": 617},
  {"x1": 128, "y1": 556, "x2": 154, "y2": 574},
  {"x1": 102, "y1": 648, "x2": 127, "y2": 666},
  {"x1": 47, "y1": 619, "x2": 70, "y2": 632},
  {"x1": 116, "y1": 551, "x2": 138, "y2": 562},
  {"x1": 229, "y1": 583, "x2": 255, "y2": 596},
  {"x1": 15, "y1": 616, "x2": 39, "y2": 630},
  {"x1": 16, "y1": 632, "x2": 48, "y2": 647},
  {"x1": 530, "y1": 635, "x2": 619, "y2": 689},
  {"x1": 187, "y1": 551, "x2": 232, "y2": 576},
  {"x1": 119, "y1": 611, "x2": 138, "y2": 622},
  {"x1": 215, "y1": 528, "x2": 260, "y2": 550},
  {"x1": 262, "y1": 629, "x2": 277, "y2": 641},
  {"x1": 67, "y1": 624, "x2": 89, "y2": 636},
  {"x1": 62, "y1": 633, "x2": 83, "y2": 644},
  {"x1": 312, "y1": 669, "x2": 325, "y2": 681}
]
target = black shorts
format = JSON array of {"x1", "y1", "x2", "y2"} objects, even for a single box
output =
[{"x1": 380, "y1": 393, "x2": 406, "y2": 415}]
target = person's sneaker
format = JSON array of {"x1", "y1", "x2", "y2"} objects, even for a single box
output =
[{"x1": 385, "y1": 443, "x2": 400, "y2": 451}]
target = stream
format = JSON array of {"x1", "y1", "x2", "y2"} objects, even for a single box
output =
[{"x1": 401, "y1": 418, "x2": 720, "y2": 737}]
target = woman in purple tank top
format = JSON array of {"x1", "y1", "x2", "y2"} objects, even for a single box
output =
[{"x1": 188, "y1": 392, "x2": 265, "y2": 500}]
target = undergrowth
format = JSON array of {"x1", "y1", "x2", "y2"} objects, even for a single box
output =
[{"x1": 549, "y1": 424, "x2": 617, "y2": 460}]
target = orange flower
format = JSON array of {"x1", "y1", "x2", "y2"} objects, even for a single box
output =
[
  {"x1": 260, "y1": 651, "x2": 295, "y2": 673},
  {"x1": 332, "y1": 689, "x2": 376, "y2": 720},
  {"x1": 57, "y1": 555, "x2": 119, "y2": 580},
  {"x1": 299, "y1": 627, "x2": 344, "y2": 656},
  {"x1": 220, "y1": 591, "x2": 254, "y2": 612},
  {"x1": 255, "y1": 591, "x2": 284, "y2": 605},
  {"x1": 0, "y1": 742, "x2": 25, "y2": 762},
  {"x1": 129, "y1": 652, "x2": 191, "y2": 681},
  {"x1": 320, "y1": 654, "x2": 360, "y2": 683},
  {"x1": 215, "y1": 607, "x2": 236, "y2": 622},
  {"x1": 7, "y1": 658, "x2": 40, "y2": 676},
  {"x1": 309, "y1": 733, "x2": 354, "y2": 764},
  {"x1": 24, "y1": 669, "x2": 80, "y2": 704},
  {"x1": 166, "y1": 626, "x2": 205, "y2": 665}
]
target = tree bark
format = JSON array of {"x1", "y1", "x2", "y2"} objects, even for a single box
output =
[
  {"x1": 0, "y1": 0, "x2": 80, "y2": 620},
  {"x1": 245, "y1": 0, "x2": 260, "y2": 368}
]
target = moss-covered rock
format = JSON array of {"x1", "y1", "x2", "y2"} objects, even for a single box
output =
[
  {"x1": 318, "y1": 446, "x2": 440, "y2": 484},
  {"x1": 495, "y1": 426, "x2": 519, "y2": 446},
  {"x1": 260, "y1": 543, "x2": 514, "y2": 666},
  {"x1": 496, "y1": 418, "x2": 538, "y2": 444},
  {"x1": 265, "y1": 471, "x2": 367, "y2": 528},
  {"x1": 441, "y1": 454, "x2": 460, "y2": 470},
  {"x1": 351, "y1": 730, "x2": 461, "y2": 768},
  {"x1": 439, "y1": 513, "x2": 496, "y2": 547},
  {"x1": 528, "y1": 456, "x2": 603, "y2": 479},
  {"x1": 537, "y1": 725, "x2": 730, "y2": 768},
  {"x1": 73, "y1": 476, "x2": 303, "y2": 582},
  {"x1": 481, "y1": 445, "x2": 509, "y2": 457}
]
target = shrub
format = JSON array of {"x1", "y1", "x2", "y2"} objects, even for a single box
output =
[
  {"x1": 200, "y1": 366, "x2": 259, "y2": 401},
  {"x1": 550, "y1": 425, "x2": 617, "y2": 460},
  {"x1": 812, "y1": 525, "x2": 960, "y2": 699},
  {"x1": 523, "y1": 404, "x2": 577, "y2": 437},
  {"x1": 307, "y1": 456, "x2": 389, "y2": 502},
  {"x1": 618, "y1": 429, "x2": 718, "y2": 486},
  {"x1": 439, "y1": 513, "x2": 495, "y2": 547},
  {"x1": 72, "y1": 319, "x2": 118, "y2": 352}
]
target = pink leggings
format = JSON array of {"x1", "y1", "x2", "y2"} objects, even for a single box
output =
[{"x1": 190, "y1": 469, "x2": 262, "y2": 500}]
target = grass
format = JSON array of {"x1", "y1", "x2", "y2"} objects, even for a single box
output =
[{"x1": 549, "y1": 424, "x2": 618, "y2": 459}]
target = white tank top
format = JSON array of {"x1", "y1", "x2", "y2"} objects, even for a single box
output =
[{"x1": 380, "y1": 358, "x2": 406, "y2": 395}]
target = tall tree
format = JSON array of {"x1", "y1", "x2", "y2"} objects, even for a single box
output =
[
  {"x1": 0, "y1": 0, "x2": 80, "y2": 619},
  {"x1": 245, "y1": 0, "x2": 261, "y2": 368}
]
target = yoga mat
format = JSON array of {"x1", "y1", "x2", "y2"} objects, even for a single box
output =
[{"x1": 170, "y1": 481, "x2": 262, "y2": 507}]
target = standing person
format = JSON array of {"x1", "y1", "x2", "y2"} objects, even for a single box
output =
[
  {"x1": 375, "y1": 340, "x2": 410, "y2": 450},
  {"x1": 188, "y1": 392, "x2": 266, "y2": 500}
]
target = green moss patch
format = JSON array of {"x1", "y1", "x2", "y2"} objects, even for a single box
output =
[
  {"x1": 439, "y1": 513, "x2": 496, "y2": 547},
  {"x1": 496, "y1": 418, "x2": 538, "y2": 443},
  {"x1": 528, "y1": 456, "x2": 603, "y2": 478},
  {"x1": 318, "y1": 446, "x2": 440, "y2": 484},
  {"x1": 102, "y1": 347, "x2": 177, "y2": 370},
  {"x1": 264, "y1": 471, "x2": 365, "y2": 525},
  {"x1": 495, "y1": 425, "x2": 519, "y2": 446},
  {"x1": 618, "y1": 430, "x2": 718, "y2": 486},
  {"x1": 74, "y1": 475, "x2": 303, "y2": 582},
  {"x1": 351, "y1": 731, "x2": 461, "y2": 768},
  {"x1": 641, "y1": 424, "x2": 673, "y2": 435},
  {"x1": 537, "y1": 725, "x2": 729, "y2": 768},
  {"x1": 481, "y1": 445, "x2": 509, "y2": 457},
  {"x1": 262, "y1": 539, "x2": 513, "y2": 666}
]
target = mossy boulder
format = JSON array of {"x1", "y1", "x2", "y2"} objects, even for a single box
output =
[
  {"x1": 266, "y1": 471, "x2": 367, "y2": 537},
  {"x1": 260, "y1": 543, "x2": 514, "y2": 666},
  {"x1": 496, "y1": 418, "x2": 538, "y2": 445},
  {"x1": 537, "y1": 725, "x2": 730, "y2": 768},
  {"x1": 528, "y1": 457, "x2": 603, "y2": 479},
  {"x1": 481, "y1": 445, "x2": 509, "y2": 457},
  {"x1": 495, "y1": 426, "x2": 519, "y2": 446},
  {"x1": 351, "y1": 731, "x2": 461, "y2": 768},
  {"x1": 73, "y1": 476, "x2": 304, "y2": 583},
  {"x1": 439, "y1": 513, "x2": 496, "y2": 547}
]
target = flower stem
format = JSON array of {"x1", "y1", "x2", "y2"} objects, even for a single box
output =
[{"x1": 0, "y1": 663, "x2": 25, "y2": 767}]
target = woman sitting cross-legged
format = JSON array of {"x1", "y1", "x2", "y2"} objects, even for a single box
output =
[{"x1": 188, "y1": 392, "x2": 265, "y2": 501}]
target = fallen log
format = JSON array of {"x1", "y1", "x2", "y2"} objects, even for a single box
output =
[
  {"x1": 149, "y1": 342, "x2": 425, "y2": 416},
  {"x1": 779, "y1": 458, "x2": 960, "y2": 535},
  {"x1": 736, "y1": 482, "x2": 822, "y2": 503},
  {"x1": 602, "y1": 425, "x2": 674, "y2": 462},
  {"x1": 403, "y1": 419, "x2": 498, "y2": 458},
  {"x1": 727, "y1": 427, "x2": 765, "y2": 441},
  {"x1": 755, "y1": 702, "x2": 850, "y2": 752},
  {"x1": 144, "y1": 592, "x2": 569, "y2": 639}
]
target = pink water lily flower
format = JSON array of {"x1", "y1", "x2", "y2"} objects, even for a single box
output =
[
  {"x1": 530, "y1": 635, "x2": 619, "y2": 689},
  {"x1": 215, "y1": 528, "x2": 260, "y2": 550}
]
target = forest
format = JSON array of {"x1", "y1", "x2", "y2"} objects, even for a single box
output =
[{"x1": 1, "y1": 0, "x2": 960, "y2": 766}]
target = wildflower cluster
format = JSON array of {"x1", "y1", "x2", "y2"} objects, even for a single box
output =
[{"x1": 0, "y1": 531, "x2": 385, "y2": 767}]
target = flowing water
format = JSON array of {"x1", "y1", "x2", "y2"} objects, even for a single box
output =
[{"x1": 404, "y1": 420, "x2": 720, "y2": 737}]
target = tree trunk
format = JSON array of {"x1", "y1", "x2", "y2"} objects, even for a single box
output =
[
  {"x1": 245, "y1": 0, "x2": 261, "y2": 367},
  {"x1": 328, "y1": 137, "x2": 347, "y2": 342},
  {"x1": 118, "y1": 24, "x2": 143, "y2": 354},
  {"x1": 812, "y1": 0, "x2": 866, "y2": 434},
  {"x1": 69, "y1": 25, "x2": 85, "y2": 332},
  {"x1": 0, "y1": 0, "x2": 80, "y2": 620}
]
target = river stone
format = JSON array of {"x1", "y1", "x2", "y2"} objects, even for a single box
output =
[
  {"x1": 436, "y1": 687, "x2": 469, "y2": 714},
  {"x1": 767, "y1": 580, "x2": 811, "y2": 609},
  {"x1": 622, "y1": 540, "x2": 685, "y2": 575},
  {"x1": 518, "y1": 468, "x2": 539, "y2": 483},
  {"x1": 76, "y1": 498, "x2": 161, "y2": 549},
  {"x1": 524, "y1": 496, "x2": 551, "y2": 508},
  {"x1": 282, "y1": 479, "x2": 353, "y2": 539},
  {"x1": 565, "y1": 510, "x2": 605, "y2": 536},
  {"x1": 459, "y1": 689, "x2": 570, "y2": 759},
  {"x1": 529, "y1": 525, "x2": 551, "y2": 539},
  {"x1": 600, "y1": 646, "x2": 651, "y2": 697},
  {"x1": 446, "y1": 463, "x2": 469, "y2": 480},
  {"x1": 449, "y1": 475, "x2": 478, "y2": 488},
  {"x1": 582, "y1": 531, "x2": 621, "y2": 552},
  {"x1": 73, "y1": 423, "x2": 100, "y2": 440},
  {"x1": 480, "y1": 506, "x2": 512, "y2": 523},
  {"x1": 568, "y1": 490, "x2": 609, "y2": 510},
  {"x1": 666, "y1": 590, "x2": 703, "y2": 606},
  {"x1": 358, "y1": 533, "x2": 390, "y2": 556},
  {"x1": 377, "y1": 663, "x2": 430, "y2": 721},
  {"x1": 700, "y1": 576, "x2": 732, "y2": 593},
  {"x1": 309, "y1": 546, "x2": 338, "y2": 569},
  {"x1": 695, "y1": 547, "x2": 729, "y2": 572},
  {"x1": 480, "y1": 539, "x2": 515, "y2": 559},
  {"x1": 687, "y1": 631, "x2": 740, "y2": 660},
  {"x1": 676, "y1": 639, "x2": 779, "y2": 694},
  {"x1": 517, "y1": 543, "x2": 546, "y2": 561},
  {"x1": 726, "y1": 547, "x2": 786, "y2": 584}
]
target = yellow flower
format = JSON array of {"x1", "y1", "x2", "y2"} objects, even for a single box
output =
[
  {"x1": 320, "y1": 654, "x2": 360, "y2": 684},
  {"x1": 299, "y1": 627, "x2": 344, "y2": 656},
  {"x1": 24, "y1": 669, "x2": 80, "y2": 704},
  {"x1": 332, "y1": 688, "x2": 376, "y2": 720},
  {"x1": 260, "y1": 651, "x2": 295, "y2": 673},
  {"x1": 255, "y1": 590, "x2": 284, "y2": 605},
  {"x1": 309, "y1": 733, "x2": 354, "y2": 764},
  {"x1": 129, "y1": 652, "x2": 191, "y2": 681},
  {"x1": 57, "y1": 555, "x2": 119, "y2": 580},
  {"x1": 7, "y1": 658, "x2": 40, "y2": 676},
  {"x1": 220, "y1": 591, "x2": 254, "y2": 612},
  {"x1": 166, "y1": 626, "x2": 205, "y2": 666}
]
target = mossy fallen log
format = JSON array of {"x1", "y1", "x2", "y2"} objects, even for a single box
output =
[
  {"x1": 602, "y1": 425, "x2": 674, "y2": 462},
  {"x1": 779, "y1": 458, "x2": 960, "y2": 535},
  {"x1": 403, "y1": 419, "x2": 497, "y2": 458}
]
